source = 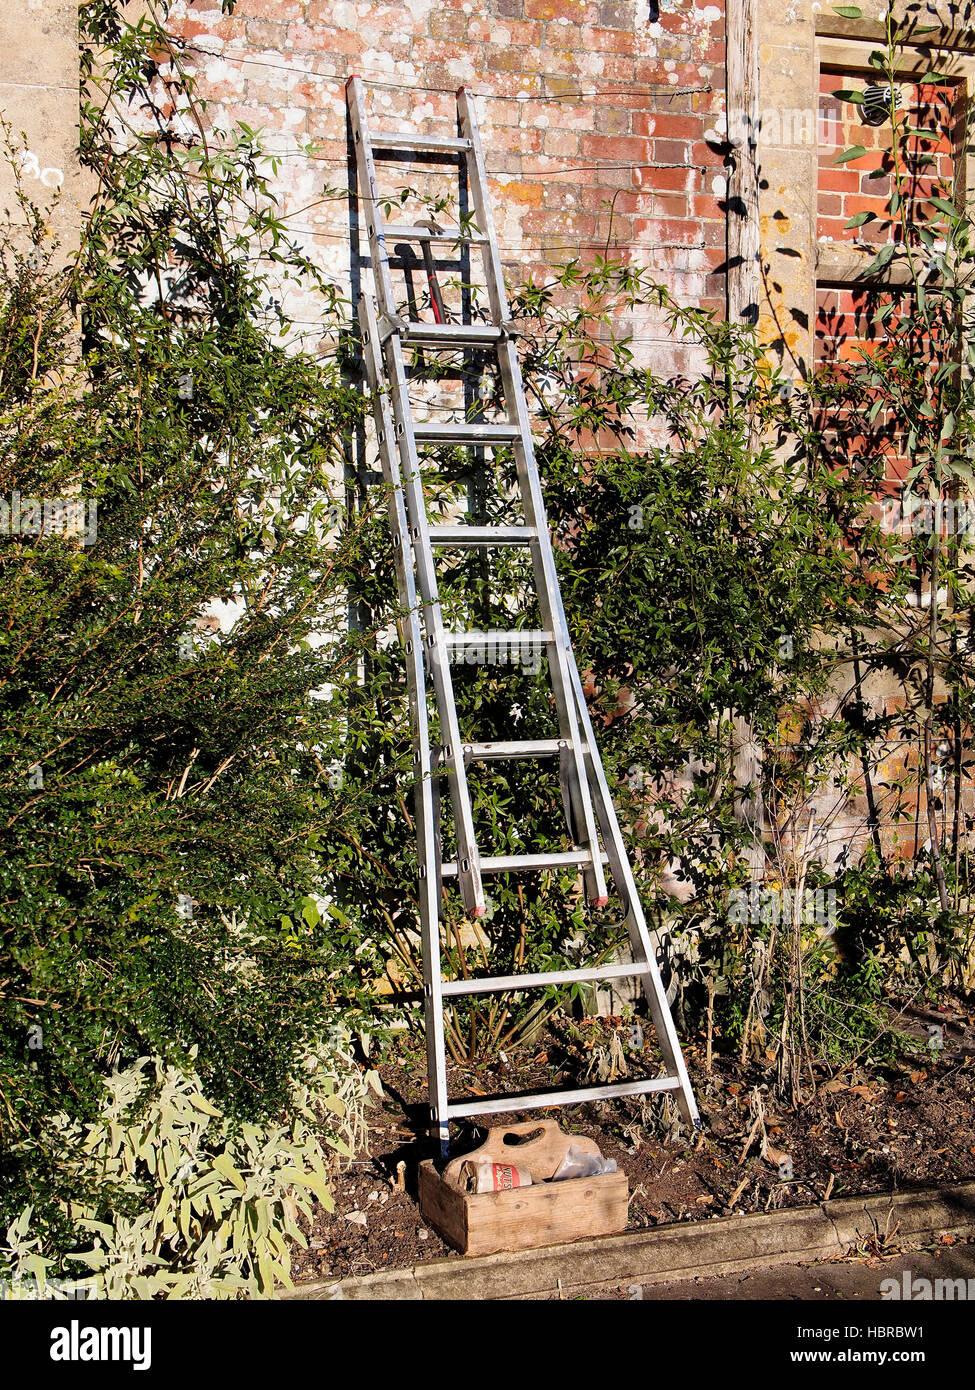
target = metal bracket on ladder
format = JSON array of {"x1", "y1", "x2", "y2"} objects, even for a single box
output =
[{"x1": 348, "y1": 75, "x2": 700, "y2": 1151}]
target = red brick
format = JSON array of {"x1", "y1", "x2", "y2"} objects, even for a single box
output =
[
  {"x1": 544, "y1": 19, "x2": 584, "y2": 46},
  {"x1": 649, "y1": 164, "x2": 699, "y2": 192},
  {"x1": 632, "y1": 217, "x2": 703, "y2": 247},
  {"x1": 652, "y1": 193, "x2": 689, "y2": 219},
  {"x1": 819, "y1": 168, "x2": 860, "y2": 194},
  {"x1": 484, "y1": 44, "x2": 546, "y2": 74},
  {"x1": 286, "y1": 23, "x2": 363, "y2": 54},
  {"x1": 525, "y1": 0, "x2": 594, "y2": 19},
  {"x1": 595, "y1": 54, "x2": 638, "y2": 82},
  {"x1": 579, "y1": 23, "x2": 634, "y2": 52},
  {"x1": 843, "y1": 195, "x2": 893, "y2": 219},
  {"x1": 543, "y1": 129, "x2": 581, "y2": 157},
  {"x1": 633, "y1": 112, "x2": 703, "y2": 140},
  {"x1": 692, "y1": 194, "x2": 725, "y2": 220},
  {"x1": 579, "y1": 186, "x2": 649, "y2": 214},
  {"x1": 493, "y1": 126, "x2": 544, "y2": 153},
  {"x1": 580, "y1": 133, "x2": 651, "y2": 163},
  {"x1": 595, "y1": 106, "x2": 633, "y2": 135},
  {"x1": 700, "y1": 219, "x2": 725, "y2": 248},
  {"x1": 243, "y1": 19, "x2": 292, "y2": 48},
  {"x1": 429, "y1": 11, "x2": 469, "y2": 39},
  {"x1": 693, "y1": 139, "x2": 725, "y2": 170},
  {"x1": 470, "y1": 17, "x2": 543, "y2": 43},
  {"x1": 817, "y1": 217, "x2": 854, "y2": 240},
  {"x1": 652, "y1": 139, "x2": 690, "y2": 165}
]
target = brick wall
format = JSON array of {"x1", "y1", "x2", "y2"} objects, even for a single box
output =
[
  {"x1": 166, "y1": 0, "x2": 727, "y2": 368},
  {"x1": 816, "y1": 69, "x2": 958, "y2": 252}
]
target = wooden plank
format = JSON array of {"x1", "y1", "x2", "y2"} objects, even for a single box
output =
[
  {"x1": 725, "y1": 0, "x2": 760, "y2": 326},
  {"x1": 815, "y1": 17, "x2": 975, "y2": 55},
  {"x1": 818, "y1": 38, "x2": 968, "y2": 76},
  {"x1": 418, "y1": 1163, "x2": 469, "y2": 1252},
  {"x1": 419, "y1": 1160, "x2": 628, "y2": 1257}
]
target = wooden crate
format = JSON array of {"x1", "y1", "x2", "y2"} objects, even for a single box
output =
[{"x1": 418, "y1": 1120, "x2": 628, "y2": 1257}]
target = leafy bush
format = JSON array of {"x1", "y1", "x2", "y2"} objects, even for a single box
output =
[
  {"x1": 1, "y1": 1035, "x2": 379, "y2": 1298},
  {"x1": 0, "y1": 4, "x2": 389, "y2": 1247}
]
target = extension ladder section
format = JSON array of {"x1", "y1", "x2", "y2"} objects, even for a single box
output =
[{"x1": 347, "y1": 75, "x2": 700, "y2": 1147}]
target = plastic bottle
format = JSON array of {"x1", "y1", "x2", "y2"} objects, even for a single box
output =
[{"x1": 552, "y1": 1144, "x2": 618, "y2": 1181}]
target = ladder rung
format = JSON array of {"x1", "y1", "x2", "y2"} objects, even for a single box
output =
[
  {"x1": 441, "y1": 629, "x2": 553, "y2": 648},
  {"x1": 413, "y1": 422, "x2": 522, "y2": 446},
  {"x1": 371, "y1": 133, "x2": 472, "y2": 156},
  {"x1": 445, "y1": 1076, "x2": 682, "y2": 1120},
  {"x1": 398, "y1": 323, "x2": 504, "y2": 347},
  {"x1": 429, "y1": 525, "x2": 537, "y2": 547},
  {"x1": 441, "y1": 960, "x2": 648, "y2": 998},
  {"x1": 385, "y1": 223, "x2": 488, "y2": 246},
  {"x1": 442, "y1": 850, "x2": 609, "y2": 876},
  {"x1": 462, "y1": 738, "x2": 563, "y2": 758}
]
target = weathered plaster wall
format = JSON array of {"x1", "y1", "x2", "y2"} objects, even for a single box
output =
[
  {"x1": 0, "y1": 0, "x2": 80, "y2": 251},
  {"x1": 164, "y1": 0, "x2": 727, "y2": 373}
]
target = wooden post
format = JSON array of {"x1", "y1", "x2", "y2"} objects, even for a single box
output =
[
  {"x1": 726, "y1": 0, "x2": 760, "y2": 326},
  {"x1": 726, "y1": 1, "x2": 765, "y2": 878}
]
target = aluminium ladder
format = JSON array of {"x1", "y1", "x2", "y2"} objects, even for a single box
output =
[{"x1": 347, "y1": 76, "x2": 700, "y2": 1148}]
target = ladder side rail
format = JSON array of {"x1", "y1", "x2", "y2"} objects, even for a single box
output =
[
  {"x1": 510, "y1": 422, "x2": 610, "y2": 907},
  {"x1": 347, "y1": 77, "x2": 399, "y2": 322},
  {"x1": 460, "y1": 81, "x2": 695, "y2": 1117},
  {"x1": 456, "y1": 87, "x2": 511, "y2": 326},
  {"x1": 458, "y1": 89, "x2": 608, "y2": 905},
  {"x1": 556, "y1": 589, "x2": 700, "y2": 1124},
  {"x1": 358, "y1": 295, "x2": 450, "y2": 1144},
  {"x1": 383, "y1": 330, "x2": 487, "y2": 918},
  {"x1": 349, "y1": 80, "x2": 486, "y2": 917}
]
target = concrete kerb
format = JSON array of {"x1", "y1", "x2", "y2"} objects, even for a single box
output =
[{"x1": 283, "y1": 1181, "x2": 975, "y2": 1300}]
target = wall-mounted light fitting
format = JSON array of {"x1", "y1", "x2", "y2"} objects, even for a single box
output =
[{"x1": 861, "y1": 84, "x2": 902, "y2": 127}]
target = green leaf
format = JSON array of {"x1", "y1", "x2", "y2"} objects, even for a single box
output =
[
  {"x1": 834, "y1": 146, "x2": 867, "y2": 164},
  {"x1": 187, "y1": 1093, "x2": 223, "y2": 1118},
  {"x1": 212, "y1": 1152, "x2": 247, "y2": 1193},
  {"x1": 278, "y1": 1167, "x2": 334, "y2": 1206},
  {"x1": 863, "y1": 244, "x2": 896, "y2": 275}
]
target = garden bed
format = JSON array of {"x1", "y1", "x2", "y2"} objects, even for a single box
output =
[{"x1": 291, "y1": 990, "x2": 975, "y2": 1285}]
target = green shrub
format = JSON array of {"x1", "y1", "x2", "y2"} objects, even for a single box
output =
[{"x1": 1, "y1": 1034, "x2": 379, "y2": 1298}]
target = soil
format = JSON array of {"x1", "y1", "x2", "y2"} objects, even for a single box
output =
[{"x1": 290, "y1": 991, "x2": 975, "y2": 1287}]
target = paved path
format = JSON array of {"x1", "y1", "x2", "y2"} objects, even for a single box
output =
[{"x1": 621, "y1": 1243, "x2": 975, "y2": 1300}]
